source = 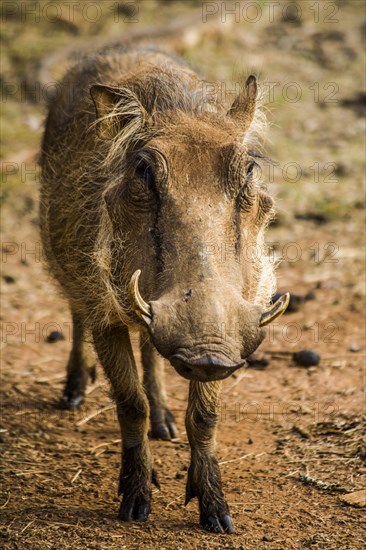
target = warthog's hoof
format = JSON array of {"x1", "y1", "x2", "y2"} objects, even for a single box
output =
[
  {"x1": 118, "y1": 492, "x2": 151, "y2": 522},
  {"x1": 149, "y1": 407, "x2": 178, "y2": 441},
  {"x1": 118, "y1": 472, "x2": 158, "y2": 521},
  {"x1": 186, "y1": 461, "x2": 234, "y2": 534},
  {"x1": 59, "y1": 392, "x2": 84, "y2": 410},
  {"x1": 118, "y1": 449, "x2": 159, "y2": 522},
  {"x1": 201, "y1": 512, "x2": 234, "y2": 534},
  {"x1": 59, "y1": 365, "x2": 96, "y2": 410}
]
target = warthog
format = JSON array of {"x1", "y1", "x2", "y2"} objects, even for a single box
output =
[{"x1": 40, "y1": 46, "x2": 288, "y2": 533}]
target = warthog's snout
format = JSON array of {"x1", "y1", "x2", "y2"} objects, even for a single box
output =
[
  {"x1": 129, "y1": 270, "x2": 289, "y2": 382},
  {"x1": 169, "y1": 352, "x2": 246, "y2": 382}
]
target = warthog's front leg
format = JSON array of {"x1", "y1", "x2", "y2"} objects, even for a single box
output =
[
  {"x1": 93, "y1": 325, "x2": 158, "y2": 521},
  {"x1": 185, "y1": 380, "x2": 233, "y2": 534},
  {"x1": 140, "y1": 331, "x2": 178, "y2": 440}
]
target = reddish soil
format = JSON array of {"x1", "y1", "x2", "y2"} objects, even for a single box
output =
[{"x1": 1, "y1": 189, "x2": 365, "y2": 549}]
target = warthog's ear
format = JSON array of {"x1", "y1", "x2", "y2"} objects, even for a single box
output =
[
  {"x1": 228, "y1": 75, "x2": 257, "y2": 133},
  {"x1": 90, "y1": 84, "x2": 146, "y2": 140}
]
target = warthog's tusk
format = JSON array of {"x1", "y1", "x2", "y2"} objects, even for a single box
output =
[
  {"x1": 259, "y1": 292, "x2": 290, "y2": 327},
  {"x1": 129, "y1": 269, "x2": 152, "y2": 325}
]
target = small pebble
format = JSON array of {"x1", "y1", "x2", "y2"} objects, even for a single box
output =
[
  {"x1": 293, "y1": 349, "x2": 320, "y2": 367},
  {"x1": 247, "y1": 352, "x2": 270, "y2": 369},
  {"x1": 349, "y1": 343, "x2": 361, "y2": 352},
  {"x1": 46, "y1": 330, "x2": 65, "y2": 343},
  {"x1": 305, "y1": 290, "x2": 316, "y2": 301},
  {"x1": 287, "y1": 293, "x2": 305, "y2": 312},
  {"x1": 175, "y1": 472, "x2": 184, "y2": 480},
  {"x1": 3, "y1": 275, "x2": 15, "y2": 284}
]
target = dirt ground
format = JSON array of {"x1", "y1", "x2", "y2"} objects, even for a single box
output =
[{"x1": 1, "y1": 1, "x2": 365, "y2": 549}]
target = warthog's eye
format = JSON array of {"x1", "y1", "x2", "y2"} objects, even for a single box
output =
[
  {"x1": 240, "y1": 160, "x2": 258, "y2": 192},
  {"x1": 244, "y1": 160, "x2": 257, "y2": 185},
  {"x1": 129, "y1": 149, "x2": 167, "y2": 209},
  {"x1": 135, "y1": 155, "x2": 154, "y2": 189},
  {"x1": 235, "y1": 160, "x2": 259, "y2": 211}
]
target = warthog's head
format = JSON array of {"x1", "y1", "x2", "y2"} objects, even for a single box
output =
[{"x1": 91, "y1": 72, "x2": 288, "y2": 382}]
